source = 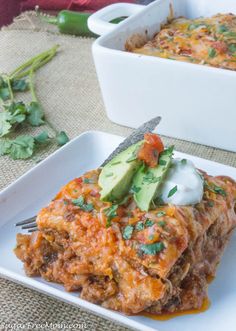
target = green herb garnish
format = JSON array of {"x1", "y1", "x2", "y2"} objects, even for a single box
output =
[
  {"x1": 168, "y1": 185, "x2": 178, "y2": 198},
  {"x1": 161, "y1": 145, "x2": 174, "y2": 156},
  {"x1": 83, "y1": 178, "x2": 94, "y2": 184},
  {"x1": 140, "y1": 242, "x2": 165, "y2": 255},
  {"x1": 159, "y1": 159, "x2": 167, "y2": 166},
  {"x1": 130, "y1": 185, "x2": 141, "y2": 194},
  {"x1": 208, "y1": 48, "x2": 217, "y2": 58},
  {"x1": 181, "y1": 159, "x2": 187, "y2": 165},
  {"x1": 218, "y1": 25, "x2": 228, "y2": 33},
  {"x1": 143, "y1": 172, "x2": 160, "y2": 184},
  {"x1": 72, "y1": 196, "x2": 94, "y2": 212},
  {"x1": 148, "y1": 235, "x2": 154, "y2": 240},
  {"x1": 123, "y1": 225, "x2": 134, "y2": 240},
  {"x1": 145, "y1": 219, "x2": 155, "y2": 227},
  {"x1": 111, "y1": 160, "x2": 121, "y2": 165},
  {"x1": 228, "y1": 44, "x2": 236, "y2": 54},
  {"x1": 104, "y1": 204, "x2": 118, "y2": 228},
  {"x1": 207, "y1": 201, "x2": 214, "y2": 207},
  {"x1": 56, "y1": 131, "x2": 69, "y2": 146},
  {"x1": 158, "y1": 221, "x2": 166, "y2": 227},
  {"x1": 157, "y1": 211, "x2": 166, "y2": 217},
  {"x1": 205, "y1": 182, "x2": 226, "y2": 197},
  {"x1": 135, "y1": 221, "x2": 145, "y2": 231},
  {"x1": 0, "y1": 45, "x2": 69, "y2": 160}
]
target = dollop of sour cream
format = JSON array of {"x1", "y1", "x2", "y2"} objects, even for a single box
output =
[{"x1": 160, "y1": 158, "x2": 204, "y2": 205}]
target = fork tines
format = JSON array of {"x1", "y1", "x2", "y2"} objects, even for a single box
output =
[{"x1": 15, "y1": 215, "x2": 37, "y2": 227}]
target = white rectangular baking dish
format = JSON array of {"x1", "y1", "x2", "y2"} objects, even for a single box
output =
[
  {"x1": 88, "y1": 0, "x2": 236, "y2": 152},
  {"x1": 0, "y1": 131, "x2": 236, "y2": 331}
]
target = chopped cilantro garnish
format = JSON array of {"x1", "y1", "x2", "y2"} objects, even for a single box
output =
[
  {"x1": 158, "y1": 221, "x2": 166, "y2": 227},
  {"x1": 140, "y1": 242, "x2": 165, "y2": 255},
  {"x1": 228, "y1": 44, "x2": 236, "y2": 54},
  {"x1": 181, "y1": 159, "x2": 187, "y2": 165},
  {"x1": 145, "y1": 219, "x2": 155, "y2": 227},
  {"x1": 135, "y1": 221, "x2": 145, "y2": 231},
  {"x1": 123, "y1": 225, "x2": 134, "y2": 240},
  {"x1": 205, "y1": 182, "x2": 226, "y2": 197},
  {"x1": 104, "y1": 204, "x2": 118, "y2": 228},
  {"x1": 168, "y1": 185, "x2": 178, "y2": 198},
  {"x1": 207, "y1": 201, "x2": 214, "y2": 207},
  {"x1": 126, "y1": 155, "x2": 137, "y2": 163},
  {"x1": 148, "y1": 235, "x2": 154, "y2": 241},
  {"x1": 161, "y1": 145, "x2": 174, "y2": 156},
  {"x1": 143, "y1": 172, "x2": 160, "y2": 184},
  {"x1": 208, "y1": 47, "x2": 217, "y2": 58},
  {"x1": 130, "y1": 185, "x2": 141, "y2": 194},
  {"x1": 159, "y1": 159, "x2": 167, "y2": 166},
  {"x1": 218, "y1": 25, "x2": 228, "y2": 33},
  {"x1": 157, "y1": 211, "x2": 166, "y2": 217},
  {"x1": 83, "y1": 178, "x2": 94, "y2": 184},
  {"x1": 72, "y1": 196, "x2": 94, "y2": 212},
  {"x1": 111, "y1": 160, "x2": 121, "y2": 165}
]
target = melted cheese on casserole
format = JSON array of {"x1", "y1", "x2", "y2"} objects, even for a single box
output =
[{"x1": 129, "y1": 13, "x2": 236, "y2": 71}]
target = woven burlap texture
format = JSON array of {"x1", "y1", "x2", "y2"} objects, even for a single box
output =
[{"x1": 0, "y1": 11, "x2": 235, "y2": 331}]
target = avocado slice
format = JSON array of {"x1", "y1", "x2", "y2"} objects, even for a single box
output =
[
  {"x1": 99, "y1": 141, "x2": 143, "y2": 202},
  {"x1": 133, "y1": 151, "x2": 172, "y2": 211}
]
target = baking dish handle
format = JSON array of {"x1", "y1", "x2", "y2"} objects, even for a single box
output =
[{"x1": 88, "y1": 3, "x2": 145, "y2": 36}]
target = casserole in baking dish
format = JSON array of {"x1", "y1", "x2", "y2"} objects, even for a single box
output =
[
  {"x1": 127, "y1": 13, "x2": 236, "y2": 71},
  {"x1": 88, "y1": 0, "x2": 236, "y2": 152}
]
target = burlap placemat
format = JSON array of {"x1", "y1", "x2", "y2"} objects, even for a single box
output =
[{"x1": 0, "y1": 11, "x2": 235, "y2": 331}]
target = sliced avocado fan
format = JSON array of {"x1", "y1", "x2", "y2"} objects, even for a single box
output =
[
  {"x1": 133, "y1": 150, "x2": 172, "y2": 211},
  {"x1": 99, "y1": 141, "x2": 143, "y2": 202}
]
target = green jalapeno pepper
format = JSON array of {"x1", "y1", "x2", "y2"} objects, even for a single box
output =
[{"x1": 42, "y1": 10, "x2": 126, "y2": 38}]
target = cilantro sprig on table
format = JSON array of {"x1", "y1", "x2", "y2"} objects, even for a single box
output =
[{"x1": 0, "y1": 45, "x2": 69, "y2": 160}]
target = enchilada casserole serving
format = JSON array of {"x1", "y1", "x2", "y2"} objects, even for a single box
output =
[
  {"x1": 126, "y1": 13, "x2": 236, "y2": 71},
  {"x1": 15, "y1": 133, "x2": 236, "y2": 316}
]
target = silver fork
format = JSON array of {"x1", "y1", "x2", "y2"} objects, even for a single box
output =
[
  {"x1": 15, "y1": 215, "x2": 37, "y2": 232},
  {"x1": 15, "y1": 116, "x2": 162, "y2": 232}
]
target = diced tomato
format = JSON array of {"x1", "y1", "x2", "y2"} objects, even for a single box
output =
[
  {"x1": 144, "y1": 133, "x2": 164, "y2": 152},
  {"x1": 137, "y1": 133, "x2": 164, "y2": 167},
  {"x1": 211, "y1": 41, "x2": 228, "y2": 54}
]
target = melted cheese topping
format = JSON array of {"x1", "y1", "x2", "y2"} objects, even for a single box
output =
[{"x1": 131, "y1": 13, "x2": 236, "y2": 71}]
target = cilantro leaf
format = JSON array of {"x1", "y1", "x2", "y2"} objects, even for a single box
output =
[
  {"x1": 56, "y1": 131, "x2": 69, "y2": 146},
  {"x1": 158, "y1": 220, "x2": 166, "y2": 227},
  {"x1": 157, "y1": 211, "x2": 166, "y2": 217},
  {"x1": 0, "y1": 87, "x2": 10, "y2": 101},
  {"x1": 208, "y1": 47, "x2": 217, "y2": 58},
  {"x1": 228, "y1": 44, "x2": 236, "y2": 54},
  {"x1": 135, "y1": 221, "x2": 145, "y2": 231},
  {"x1": 140, "y1": 242, "x2": 165, "y2": 255},
  {"x1": 72, "y1": 196, "x2": 94, "y2": 212},
  {"x1": 123, "y1": 225, "x2": 134, "y2": 240},
  {"x1": 0, "y1": 112, "x2": 12, "y2": 137},
  {"x1": 104, "y1": 204, "x2": 118, "y2": 228},
  {"x1": 143, "y1": 172, "x2": 160, "y2": 184},
  {"x1": 161, "y1": 145, "x2": 174, "y2": 156},
  {"x1": 145, "y1": 219, "x2": 155, "y2": 227},
  {"x1": 9, "y1": 135, "x2": 35, "y2": 159},
  {"x1": 168, "y1": 185, "x2": 178, "y2": 198},
  {"x1": 0, "y1": 139, "x2": 12, "y2": 155},
  {"x1": 27, "y1": 101, "x2": 45, "y2": 126},
  {"x1": 11, "y1": 79, "x2": 29, "y2": 92},
  {"x1": 35, "y1": 131, "x2": 50, "y2": 144},
  {"x1": 130, "y1": 185, "x2": 141, "y2": 194}
]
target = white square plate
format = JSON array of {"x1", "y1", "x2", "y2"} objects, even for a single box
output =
[{"x1": 0, "y1": 131, "x2": 235, "y2": 331}]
